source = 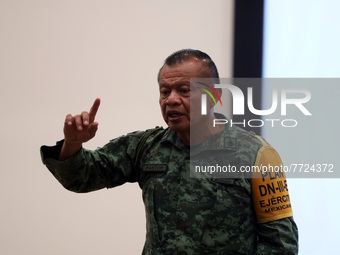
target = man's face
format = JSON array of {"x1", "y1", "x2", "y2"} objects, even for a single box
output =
[{"x1": 158, "y1": 59, "x2": 207, "y2": 136}]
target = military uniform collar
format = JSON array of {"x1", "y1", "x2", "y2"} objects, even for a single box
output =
[
  {"x1": 190, "y1": 113, "x2": 238, "y2": 156},
  {"x1": 160, "y1": 113, "x2": 237, "y2": 154},
  {"x1": 160, "y1": 128, "x2": 190, "y2": 152}
]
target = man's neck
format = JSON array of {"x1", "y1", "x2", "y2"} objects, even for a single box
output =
[{"x1": 178, "y1": 114, "x2": 225, "y2": 146}]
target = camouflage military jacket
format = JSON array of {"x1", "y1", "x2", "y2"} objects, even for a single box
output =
[{"x1": 41, "y1": 124, "x2": 298, "y2": 255}]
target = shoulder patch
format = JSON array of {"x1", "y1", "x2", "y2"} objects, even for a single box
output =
[{"x1": 251, "y1": 145, "x2": 293, "y2": 223}]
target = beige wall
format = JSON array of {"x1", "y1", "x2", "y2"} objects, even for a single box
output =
[{"x1": 0, "y1": 0, "x2": 234, "y2": 254}]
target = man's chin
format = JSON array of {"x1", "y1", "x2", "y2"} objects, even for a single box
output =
[{"x1": 167, "y1": 122, "x2": 189, "y2": 134}]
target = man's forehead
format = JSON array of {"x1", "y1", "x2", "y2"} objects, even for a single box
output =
[
  {"x1": 158, "y1": 76, "x2": 191, "y2": 87},
  {"x1": 158, "y1": 60, "x2": 207, "y2": 82}
]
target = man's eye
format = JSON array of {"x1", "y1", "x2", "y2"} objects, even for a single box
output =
[
  {"x1": 180, "y1": 88, "x2": 190, "y2": 94},
  {"x1": 160, "y1": 90, "x2": 169, "y2": 96}
]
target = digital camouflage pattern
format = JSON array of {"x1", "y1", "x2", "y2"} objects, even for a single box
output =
[{"x1": 41, "y1": 124, "x2": 298, "y2": 255}]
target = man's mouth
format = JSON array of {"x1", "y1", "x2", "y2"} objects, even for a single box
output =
[
  {"x1": 169, "y1": 113, "x2": 183, "y2": 117},
  {"x1": 168, "y1": 111, "x2": 184, "y2": 120}
]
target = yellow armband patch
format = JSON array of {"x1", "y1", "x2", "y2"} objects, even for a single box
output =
[{"x1": 251, "y1": 145, "x2": 293, "y2": 223}]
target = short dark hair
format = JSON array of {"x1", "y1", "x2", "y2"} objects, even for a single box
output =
[{"x1": 158, "y1": 49, "x2": 219, "y2": 80}]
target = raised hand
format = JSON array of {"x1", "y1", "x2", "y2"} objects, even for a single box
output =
[{"x1": 59, "y1": 98, "x2": 101, "y2": 160}]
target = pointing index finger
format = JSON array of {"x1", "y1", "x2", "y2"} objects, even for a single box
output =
[{"x1": 89, "y1": 98, "x2": 101, "y2": 123}]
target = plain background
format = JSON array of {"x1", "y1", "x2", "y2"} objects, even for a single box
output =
[
  {"x1": 3, "y1": 1, "x2": 339, "y2": 254},
  {"x1": 0, "y1": 1, "x2": 234, "y2": 254},
  {"x1": 263, "y1": 0, "x2": 340, "y2": 254}
]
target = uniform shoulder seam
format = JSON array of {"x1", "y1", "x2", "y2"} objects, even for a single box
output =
[{"x1": 248, "y1": 132, "x2": 268, "y2": 147}]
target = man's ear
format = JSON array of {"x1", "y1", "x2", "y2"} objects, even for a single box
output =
[
  {"x1": 208, "y1": 97, "x2": 215, "y2": 108},
  {"x1": 208, "y1": 88, "x2": 222, "y2": 108},
  {"x1": 216, "y1": 87, "x2": 222, "y2": 99}
]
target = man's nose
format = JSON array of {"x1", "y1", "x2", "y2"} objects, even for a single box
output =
[{"x1": 166, "y1": 91, "x2": 181, "y2": 105}]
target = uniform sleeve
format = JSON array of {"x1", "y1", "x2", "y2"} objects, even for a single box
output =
[
  {"x1": 40, "y1": 133, "x2": 142, "y2": 193},
  {"x1": 255, "y1": 217, "x2": 298, "y2": 255},
  {"x1": 251, "y1": 144, "x2": 299, "y2": 254}
]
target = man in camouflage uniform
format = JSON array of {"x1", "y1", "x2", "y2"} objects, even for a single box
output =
[{"x1": 41, "y1": 49, "x2": 298, "y2": 254}]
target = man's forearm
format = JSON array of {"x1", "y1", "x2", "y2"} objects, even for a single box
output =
[{"x1": 58, "y1": 140, "x2": 82, "y2": 161}]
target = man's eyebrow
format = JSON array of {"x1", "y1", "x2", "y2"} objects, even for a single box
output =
[
  {"x1": 158, "y1": 83, "x2": 169, "y2": 87},
  {"x1": 159, "y1": 80, "x2": 191, "y2": 87}
]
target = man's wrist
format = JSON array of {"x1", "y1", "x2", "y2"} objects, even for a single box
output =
[{"x1": 58, "y1": 140, "x2": 82, "y2": 161}]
